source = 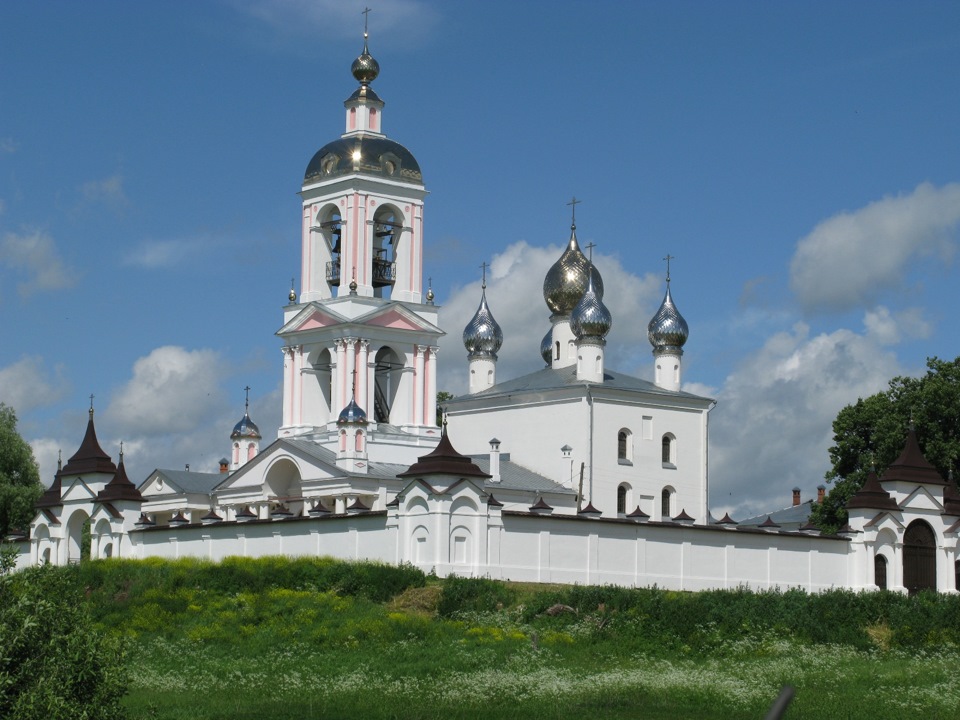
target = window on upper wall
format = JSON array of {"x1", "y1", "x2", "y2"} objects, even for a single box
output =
[
  {"x1": 662, "y1": 434, "x2": 676, "y2": 468},
  {"x1": 617, "y1": 484, "x2": 629, "y2": 515},
  {"x1": 661, "y1": 488, "x2": 672, "y2": 519},
  {"x1": 617, "y1": 429, "x2": 633, "y2": 464}
]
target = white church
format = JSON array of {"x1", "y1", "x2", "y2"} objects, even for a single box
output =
[{"x1": 14, "y1": 31, "x2": 960, "y2": 595}]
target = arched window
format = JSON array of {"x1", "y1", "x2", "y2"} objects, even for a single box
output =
[
  {"x1": 617, "y1": 484, "x2": 629, "y2": 515},
  {"x1": 554, "y1": 341, "x2": 560, "y2": 361},
  {"x1": 247, "y1": 443, "x2": 256, "y2": 461},
  {"x1": 661, "y1": 488, "x2": 672, "y2": 519},
  {"x1": 875, "y1": 554, "x2": 887, "y2": 590},
  {"x1": 617, "y1": 429, "x2": 632, "y2": 464},
  {"x1": 232, "y1": 442, "x2": 240, "y2": 465},
  {"x1": 662, "y1": 434, "x2": 676, "y2": 467}
]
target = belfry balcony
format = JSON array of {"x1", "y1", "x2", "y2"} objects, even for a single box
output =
[{"x1": 326, "y1": 258, "x2": 396, "y2": 288}]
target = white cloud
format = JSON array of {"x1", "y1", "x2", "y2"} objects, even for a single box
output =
[
  {"x1": 0, "y1": 357, "x2": 70, "y2": 414},
  {"x1": 436, "y1": 240, "x2": 663, "y2": 396},
  {"x1": 707, "y1": 317, "x2": 909, "y2": 519},
  {"x1": 106, "y1": 346, "x2": 227, "y2": 436},
  {"x1": 789, "y1": 182, "x2": 960, "y2": 313},
  {"x1": 80, "y1": 173, "x2": 126, "y2": 206},
  {"x1": 123, "y1": 239, "x2": 197, "y2": 269},
  {"x1": 0, "y1": 229, "x2": 76, "y2": 297}
]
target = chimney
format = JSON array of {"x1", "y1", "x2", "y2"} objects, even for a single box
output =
[
  {"x1": 489, "y1": 438, "x2": 501, "y2": 483},
  {"x1": 817, "y1": 484, "x2": 826, "y2": 503},
  {"x1": 792, "y1": 487, "x2": 801, "y2": 507},
  {"x1": 219, "y1": 458, "x2": 229, "y2": 473}
]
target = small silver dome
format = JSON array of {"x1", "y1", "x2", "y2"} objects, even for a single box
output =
[
  {"x1": 647, "y1": 284, "x2": 688, "y2": 353},
  {"x1": 463, "y1": 288, "x2": 503, "y2": 359},
  {"x1": 231, "y1": 412, "x2": 261, "y2": 440},
  {"x1": 543, "y1": 225, "x2": 603, "y2": 316},
  {"x1": 351, "y1": 37, "x2": 380, "y2": 86},
  {"x1": 337, "y1": 397, "x2": 368, "y2": 424},
  {"x1": 540, "y1": 328, "x2": 553, "y2": 365},
  {"x1": 570, "y1": 273, "x2": 612, "y2": 341}
]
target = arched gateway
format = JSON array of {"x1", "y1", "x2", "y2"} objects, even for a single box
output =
[{"x1": 903, "y1": 520, "x2": 936, "y2": 594}]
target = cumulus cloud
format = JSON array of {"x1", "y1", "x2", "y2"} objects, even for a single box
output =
[
  {"x1": 707, "y1": 314, "x2": 912, "y2": 519},
  {"x1": 435, "y1": 240, "x2": 662, "y2": 395},
  {"x1": 0, "y1": 229, "x2": 76, "y2": 296},
  {"x1": 0, "y1": 357, "x2": 70, "y2": 414},
  {"x1": 106, "y1": 346, "x2": 227, "y2": 435},
  {"x1": 789, "y1": 182, "x2": 960, "y2": 313}
]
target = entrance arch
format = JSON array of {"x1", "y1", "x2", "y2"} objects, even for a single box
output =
[
  {"x1": 903, "y1": 520, "x2": 937, "y2": 594},
  {"x1": 64, "y1": 509, "x2": 91, "y2": 564}
]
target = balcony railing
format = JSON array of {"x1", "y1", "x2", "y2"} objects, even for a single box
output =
[{"x1": 326, "y1": 259, "x2": 396, "y2": 288}]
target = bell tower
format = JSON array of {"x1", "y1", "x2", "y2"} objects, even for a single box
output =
[{"x1": 277, "y1": 18, "x2": 442, "y2": 462}]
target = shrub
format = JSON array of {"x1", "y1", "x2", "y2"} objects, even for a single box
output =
[{"x1": 0, "y1": 545, "x2": 128, "y2": 719}]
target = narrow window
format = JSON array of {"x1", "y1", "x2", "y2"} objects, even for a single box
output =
[
  {"x1": 876, "y1": 555, "x2": 888, "y2": 590},
  {"x1": 661, "y1": 488, "x2": 671, "y2": 518},
  {"x1": 554, "y1": 341, "x2": 560, "y2": 361},
  {"x1": 617, "y1": 485, "x2": 627, "y2": 515},
  {"x1": 618, "y1": 431, "x2": 627, "y2": 460},
  {"x1": 662, "y1": 434, "x2": 675, "y2": 466}
]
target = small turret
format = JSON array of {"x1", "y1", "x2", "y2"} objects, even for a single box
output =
[
  {"x1": 463, "y1": 264, "x2": 503, "y2": 394},
  {"x1": 648, "y1": 255, "x2": 688, "y2": 391},
  {"x1": 571, "y1": 253, "x2": 611, "y2": 383},
  {"x1": 230, "y1": 387, "x2": 261, "y2": 471}
]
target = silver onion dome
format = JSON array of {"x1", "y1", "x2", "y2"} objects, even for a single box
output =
[
  {"x1": 543, "y1": 225, "x2": 604, "y2": 316},
  {"x1": 351, "y1": 36, "x2": 380, "y2": 86},
  {"x1": 647, "y1": 284, "x2": 688, "y2": 353},
  {"x1": 540, "y1": 328, "x2": 553, "y2": 365},
  {"x1": 231, "y1": 411, "x2": 261, "y2": 440},
  {"x1": 337, "y1": 397, "x2": 368, "y2": 424},
  {"x1": 463, "y1": 288, "x2": 503, "y2": 359},
  {"x1": 570, "y1": 273, "x2": 612, "y2": 342}
]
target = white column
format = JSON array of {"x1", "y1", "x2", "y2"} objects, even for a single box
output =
[
  {"x1": 344, "y1": 338, "x2": 357, "y2": 402},
  {"x1": 413, "y1": 345, "x2": 425, "y2": 426},
  {"x1": 293, "y1": 345, "x2": 303, "y2": 426},
  {"x1": 282, "y1": 347, "x2": 294, "y2": 427},
  {"x1": 425, "y1": 346, "x2": 438, "y2": 426},
  {"x1": 335, "y1": 339, "x2": 347, "y2": 412},
  {"x1": 358, "y1": 340, "x2": 370, "y2": 413}
]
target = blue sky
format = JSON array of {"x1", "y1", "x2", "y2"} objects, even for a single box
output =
[{"x1": 1, "y1": 0, "x2": 959, "y2": 517}]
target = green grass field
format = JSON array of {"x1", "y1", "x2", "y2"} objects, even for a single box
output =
[{"x1": 65, "y1": 558, "x2": 960, "y2": 719}]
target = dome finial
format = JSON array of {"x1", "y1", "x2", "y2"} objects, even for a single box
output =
[
  {"x1": 567, "y1": 196, "x2": 580, "y2": 231},
  {"x1": 288, "y1": 277, "x2": 297, "y2": 304},
  {"x1": 426, "y1": 277, "x2": 435, "y2": 304},
  {"x1": 352, "y1": 7, "x2": 380, "y2": 86},
  {"x1": 663, "y1": 253, "x2": 674, "y2": 285},
  {"x1": 89, "y1": 393, "x2": 95, "y2": 418}
]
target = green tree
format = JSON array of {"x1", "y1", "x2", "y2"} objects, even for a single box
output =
[
  {"x1": 0, "y1": 404, "x2": 42, "y2": 538},
  {"x1": 811, "y1": 356, "x2": 960, "y2": 532},
  {"x1": 436, "y1": 391, "x2": 454, "y2": 426},
  {"x1": 0, "y1": 546, "x2": 128, "y2": 719}
]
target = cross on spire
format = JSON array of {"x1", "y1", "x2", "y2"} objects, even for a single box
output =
[
  {"x1": 362, "y1": 7, "x2": 371, "y2": 37},
  {"x1": 567, "y1": 196, "x2": 581, "y2": 228},
  {"x1": 584, "y1": 242, "x2": 596, "y2": 264},
  {"x1": 89, "y1": 394, "x2": 95, "y2": 417},
  {"x1": 663, "y1": 254, "x2": 675, "y2": 284}
]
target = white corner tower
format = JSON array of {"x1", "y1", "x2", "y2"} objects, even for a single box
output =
[
  {"x1": 648, "y1": 255, "x2": 688, "y2": 392},
  {"x1": 463, "y1": 264, "x2": 503, "y2": 393}
]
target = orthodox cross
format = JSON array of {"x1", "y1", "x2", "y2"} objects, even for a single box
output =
[
  {"x1": 244, "y1": 385, "x2": 251, "y2": 412},
  {"x1": 362, "y1": 7, "x2": 371, "y2": 35},
  {"x1": 567, "y1": 196, "x2": 581, "y2": 227},
  {"x1": 663, "y1": 254, "x2": 675, "y2": 284},
  {"x1": 480, "y1": 261, "x2": 489, "y2": 289},
  {"x1": 89, "y1": 393, "x2": 95, "y2": 417},
  {"x1": 584, "y1": 242, "x2": 596, "y2": 264}
]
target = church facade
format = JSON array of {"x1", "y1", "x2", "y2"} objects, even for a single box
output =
[{"x1": 15, "y1": 33, "x2": 960, "y2": 595}]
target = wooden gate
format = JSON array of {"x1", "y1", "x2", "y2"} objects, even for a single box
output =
[{"x1": 903, "y1": 520, "x2": 936, "y2": 594}]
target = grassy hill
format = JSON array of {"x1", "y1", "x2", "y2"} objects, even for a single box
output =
[{"x1": 40, "y1": 558, "x2": 960, "y2": 718}]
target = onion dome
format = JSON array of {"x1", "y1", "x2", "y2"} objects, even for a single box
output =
[
  {"x1": 540, "y1": 329, "x2": 553, "y2": 365},
  {"x1": 463, "y1": 286, "x2": 503, "y2": 359},
  {"x1": 351, "y1": 34, "x2": 380, "y2": 86},
  {"x1": 570, "y1": 271, "x2": 612, "y2": 342},
  {"x1": 647, "y1": 283, "x2": 688, "y2": 354},
  {"x1": 338, "y1": 397, "x2": 368, "y2": 424},
  {"x1": 231, "y1": 410, "x2": 261, "y2": 440},
  {"x1": 543, "y1": 224, "x2": 603, "y2": 316}
]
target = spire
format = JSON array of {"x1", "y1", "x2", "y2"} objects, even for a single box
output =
[{"x1": 62, "y1": 399, "x2": 117, "y2": 476}]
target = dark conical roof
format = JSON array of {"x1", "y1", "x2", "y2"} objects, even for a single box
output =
[
  {"x1": 847, "y1": 470, "x2": 899, "y2": 511},
  {"x1": 62, "y1": 409, "x2": 116, "y2": 476},
  {"x1": 36, "y1": 462, "x2": 63, "y2": 509},
  {"x1": 97, "y1": 456, "x2": 143, "y2": 503},
  {"x1": 397, "y1": 425, "x2": 491, "y2": 479},
  {"x1": 880, "y1": 429, "x2": 946, "y2": 486}
]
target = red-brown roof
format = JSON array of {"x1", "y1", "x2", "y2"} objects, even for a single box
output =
[
  {"x1": 61, "y1": 411, "x2": 116, "y2": 476},
  {"x1": 880, "y1": 429, "x2": 946, "y2": 486},
  {"x1": 97, "y1": 459, "x2": 143, "y2": 503},
  {"x1": 847, "y1": 470, "x2": 899, "y2": 511},
  {"x1": 397, "y1": 427, "x2": 491, "y2": 479}
]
